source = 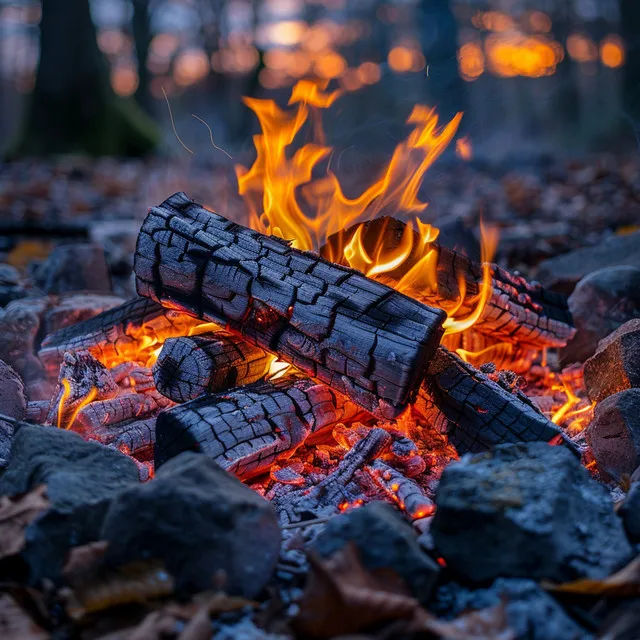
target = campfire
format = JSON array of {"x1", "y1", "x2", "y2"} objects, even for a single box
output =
[{"x1": 23, "y1": 80, "x2": 593, "y2": 522}]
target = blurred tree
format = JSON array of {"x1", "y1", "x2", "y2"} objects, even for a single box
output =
[
  {"x1": 620, "y1": 0, "x2": 640, "y2": 118},
  {"x1": 12, "y1": 0, "x2": 158, "y2": 157},
  {"x1": 132, "y1": 0, "x2": 153, "y2": 114},
  {"x1": 419, "y1": 0, "x2": 467, "y2": 123}
]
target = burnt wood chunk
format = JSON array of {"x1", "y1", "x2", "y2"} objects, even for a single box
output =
[
  {"x1": 134, "y1": 193, "x2": 446, "y2": 418},
  {"x1": 39, "y1": 296, "x2": 206, "y2": 372},
  {"x1": 154, "y1": 331, "x2": 272, "y2": 402},
  {"x1": 322, "y1": 217, "x2": 575, "y2": 349},
  {"x1": 155, "y1": 373, "x2": 363, "y2": 479},
  {"x1": 423, "y1": 347, "x2": 576, "y2": 454}
]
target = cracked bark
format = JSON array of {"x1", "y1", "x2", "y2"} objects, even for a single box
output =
[
  {"x1": 322, "y1": 217, "x2": 575, "y2": 350},
  {"x1": 155, "y1": 372, "x2": 364, "y2": 479},
  {"x1": 153, "y1": 331, "x2": 272, "y2": 402},
  {"x1": 421, "y1": 347, "x2": 579, "y2": 454},
  {"x1": 135, "y1": 193, "x2": 446, "y2": 418}
]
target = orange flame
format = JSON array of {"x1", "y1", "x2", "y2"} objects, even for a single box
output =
[
  {"x1": 57, "y1": 379, "x2": 98, "y2": 430},
  {"x1": 236, "y1": 80, "x2": 462, "y2": 252}
]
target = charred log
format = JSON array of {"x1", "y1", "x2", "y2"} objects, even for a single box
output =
[
  {"x1": 153, "y1": 331, "x2": 272, "y2": 402},
  {"x1": 322, "y1": 217, "x2": 575, "y2": 349},
  {"x1": 134, "y1": 193, "x2": 446, "y2": 418},
  {"x1": 87, "y1": 417, "x2": 156, "y2": 459},
  {"x1": 155, "y1": 372, "x2": 363, "y2": 479},
  {"x1": 38, "y1": 296, "x2": 208, "y2": 373},
  {"x1": 422, "y1": 347, "x2": 578, "y2": 455}
]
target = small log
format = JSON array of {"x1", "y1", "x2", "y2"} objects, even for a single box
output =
[
  {"x1": 87, "y1": 417, "x2": 156, "y2": 459},
  {"x1": 322, "y1": 217, "x2": 575, "y2": 349},
  {"x1": 135, "y1": 192, "x2": 446, "y2": 418},
  {"x1": 365, "y1": 459, "x2": 435, "y2": 520},
  {"x1": 38, "y1": 296, "x2": 208, "y2": 373},
  {"x1": 153, "y1": 331, "x2": 272, "y2": 402},
  {"x1": 155, "y1": 372, "x2": 363, "y2": 479},
  {"x1": 73, "y1": 392, "x2": 159, "y2": 434},
  {"x1": 422, "y1": 347, "x2": 578, "y2": 454},
  {"x1": 272, "y1": 428, "x2": 392, "y2": 525}
]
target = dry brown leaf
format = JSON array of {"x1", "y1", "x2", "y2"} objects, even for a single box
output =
[
  {"x1": 294, "y1": 542, "x2": 428, "y2": 638},
  {"x1": 421, "y1": 602, "x2": 515, "y2": 640},
  {"x1": 62, "y1": 540, "x2": 109, "y2": 580},
  {"x1": 6, "y1": 241, "x2": 53, "y2": 269},
  {"x1": 0, "y1": 485, "x2": 50, "y2": 561},
  {"x1": 0, "y1": 593, "x2": 49, "y2": 639},
  {"x1": 64, "y1": 559, "x2": 174, "y2": 620},
  {"x1": 543, "y1": 555, "x2": 640, "y2": 597}
]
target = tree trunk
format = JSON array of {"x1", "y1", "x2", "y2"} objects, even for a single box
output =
[
  {"x1": 12, "y1": 0, "x2": 158, "y2": 157},
  {"x1": 132, "y1": 0, "x2": 153, "y2": 114},
  {"x1": 621, "y1": 0, "x2": 640, "y2": 118}
]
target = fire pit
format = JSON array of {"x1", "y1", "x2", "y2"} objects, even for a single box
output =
[{"x1": 1, "y1": 81, "x2": 639, "y2": 639}]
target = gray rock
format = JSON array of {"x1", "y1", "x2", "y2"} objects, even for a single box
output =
[
  {"x1": 560, "y1": 267, "x2": 640, "y2": 365},
  {"x1": 586, "y1": 389, "x2": 640, "y2": 480},
  {"x1": 537, "y1": 231, "x2": 640, "y2": 294},
  {"x1": 584, "y1": 319, "x2": 640, "y2": 403},
  {"x1": 619, "y1": 482, "x2": 640, "y2": 543},
  {"x1": 311, "y1": 501, "x2": 440, "y2": 604},
  {"x1": 0, "y1": 359, "x2": 26, "y2": 420},
  {"x1": 101, "y1": 452, "x2": 281, "y2": 597},
  {"x1": 431, "y1": 442, "x2": 633, "y2": 583},
  {"x1": 0, "y1": 425, "x2": 139, "y2": 584},
  {"x1": 34, "y1": 243, "x2": 112, "y2": 294},
  {"x1": 0, "y1": 264, "x2": 27, "y2": 307},
  {"x1": 433, "y1": 579, "x2": 591, "y2": 640}
]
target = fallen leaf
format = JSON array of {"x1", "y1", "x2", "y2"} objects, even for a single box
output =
[
  {"x1": 62, "y1": 540, "x2": 108, "y2": 580},
  {"x1": 0, "y1": 485, "x2": 50, "y2": 560},
  {"x1": 6, "y1": 241, "x2": 53, "y2": 270},
  {"x1": 543, "y1": 555, "x2": 640, "y2": 597},
  {"x1": 421, "y1": 602, "x2": 515, "y2": 640},
  {"x1": 293, "y1": 542, "x2": 427, "y2": 638},
  {"x1": 0, "y1": 593, "x2": 49, "y2": 639},
  {"x1": 63, "y1": 559, "x2": 174, "y2": 620}
]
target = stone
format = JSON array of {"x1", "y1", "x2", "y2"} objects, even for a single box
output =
[
  {"x1": 619, "y1": 482, "x2": 640, "y2": 543},
  {"x1": 584, "y1": 319, "x2": 640, "y2": 403},
  {"x1": 0, "y1": 360, "x2": 27, "y2": 420},
  {"x1": 0, "y1": 264, "x2": 27, "y2": 307},
  {"x1": 44, "y1": 293, "x2": 125, "y2": 336},
  {"x1": 585, "y1": 389, "x2": 640, "y2": 480},
  {"x1": 311, "y1": 501, "x2": 440, "y2": 604},
  {"x1": 34, "y1": 243, "x2": 112, "y2": 294},
  {"x1": 433, "y1": 579, "x2": 591, "y2": 640},
  {"x1": 560, "y1": 267, "x2": 640, "y2": 365},
  {"x1": 537, "y1": 231, "x2": 640, "y2": 294},
  {"x1": 101, "y1": 452, "x2": 281, "y2": 597},
  {"x1": 431, "y1": 442, "x2": 633, "y2": 583},
  {"x1": 0, "y1": 425, "x2": 139, "y2": 584}
]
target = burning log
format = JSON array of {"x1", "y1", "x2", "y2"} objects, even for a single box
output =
[
  {"x1": 38, "y1": 296, "x2": 209, "y2": 374},
  {"x1": 153, "y1": 331, "x2": 272, "y2": 402},
  {"x1": 365, "y1": 459, "x2": 435, "y2": 520},
  {"x1": 155, "y1": 372, "x2": 363, "y2": 479},
  {"x1": 421, "y1": 347, "x2": 577, "y2": 454},
  {"x1": 322, "y1": 217, "x2": 575, "y2": 350},
  {"x1": 272, "y1": 427, "x2": 392, "y2": 525},
  {"x1": 135, "y1": 193, "x2": 446, "y2": 418},
  {"x1": 87, "y1": 417, "x2": 156, "y2": 459}
]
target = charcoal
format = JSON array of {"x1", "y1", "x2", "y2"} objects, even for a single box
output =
[
  {"x1": 0, "y1": 424, "x2": 139, "y2": 584},
  {"x1": 585, "y1": 389, "x2": 640, "y2": 480},
  {"x1": 619, "y1": 482, "x2": 640, "y2": 543},
  {"x1": 536, "y1": 230, "x2": 640, "y2": 293},
  {"x1": 431, "y1": 442, "x2": 633, "y2": 583},
  {"x1": 43, "y1": 293, "x2": 124, "y2": 336},
  {"x1": 584, "y1": 319, "x2": 640, "y2": 403},
  {"x1": 560, "y1": 267, "x2": 640, "y2": 365},
  {"x1": 101, "y1": 452, "x2": 280, "y2": 597},
  {"x1": 311, "y1": 501, "x2": 440, "y2": 604},
  {"x1": 33, "y1": 243, "x2": 112, "y2": 294},
  {"x1": 433, "y1": 579, "x2": 591, "y2": 640},
  {"x1": 0, "y1": 360, "x2": 27, "y2": 420},
  {"x1": 0, "y1": 264, "x2": 27, "y2": 307}
]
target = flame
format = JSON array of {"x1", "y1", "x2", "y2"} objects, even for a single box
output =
[
  {"x1": 456, "y1": 136, "x2": 473, "y2": 161},
  {"x1": 266, "y1": 356, "x2": 292, "y2": 381},
  {"x1": 485, "y1": 33, "x2": 563, "y2": 78},
  {"x1": 57, "y1": 379, "x2": 98, "y2": 430},
  {"x1": 237, "y1": 80, "x2": 462, "y2": 253}
]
